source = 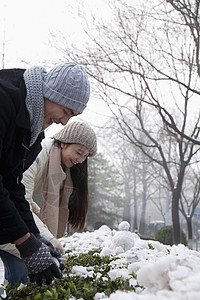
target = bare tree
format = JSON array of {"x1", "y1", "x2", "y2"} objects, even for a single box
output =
[
  {"x1": 101, "y1": 122, "x2": 167, "y2": 234},
  {"x1": 52, "y1": 0, "x2": 200, "y2": 244},
  {"x1": 179, "y1": 167, "x2": 200, "y2": 248}
]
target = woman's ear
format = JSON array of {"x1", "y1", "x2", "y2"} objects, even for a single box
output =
[{"x1": 61, "y1": 143, "x2": 68, "y2": 149}]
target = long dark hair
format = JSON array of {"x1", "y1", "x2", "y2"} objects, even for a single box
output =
[
  {"x1": 54, "y1": 140, "x2": 89, "y2": 232},
  {"x1": 68, "y1": 159, "x2": 88, "y2": 232}
]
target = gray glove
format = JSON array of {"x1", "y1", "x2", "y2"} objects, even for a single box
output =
[{"x1": 16, "y1": 233, "x2": 63, "y2": 286}]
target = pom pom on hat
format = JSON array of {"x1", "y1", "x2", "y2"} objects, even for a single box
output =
[
  {"x1": 43, "y1": 62, "x2": 90, "y2": 113},
  {"x1": 53, "y1": 121, "x2": 97, "y2": 157}
]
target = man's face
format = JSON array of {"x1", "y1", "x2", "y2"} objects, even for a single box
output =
[{"x1": 43, "y1": 98, "x2": 79, "y2": 128}]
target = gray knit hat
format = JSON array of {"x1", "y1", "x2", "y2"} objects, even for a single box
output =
[
  {"x1": 53, "y1": 121, "x2": 97, "y2": 157},
  {"x1": 43, "y1": 62, "x2": 90, "y2": 113}
]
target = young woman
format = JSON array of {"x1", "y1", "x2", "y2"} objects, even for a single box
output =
[{"x1": 22, "y1": 120, "x2": 97, "y2": 253}]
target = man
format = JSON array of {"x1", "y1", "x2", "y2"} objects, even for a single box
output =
[{"x1": 0, "y1": 62, "x2": 90, "y2": 287}]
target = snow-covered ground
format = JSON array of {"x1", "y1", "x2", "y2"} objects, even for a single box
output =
[
  {"x1": 1, "y1": 221, "x2": 200, "y2": 299},
  {"x1": 59, "y1": 221, "x2": 200, "y2": 300}
]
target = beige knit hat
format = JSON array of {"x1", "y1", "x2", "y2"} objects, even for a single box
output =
[{"x1": 53, "y1": 121, "x2": 97, "y2": 157}]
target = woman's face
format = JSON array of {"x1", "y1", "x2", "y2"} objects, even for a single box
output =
[{"x1": 61, "y1": 143, "x2": 89, "y2": 168}]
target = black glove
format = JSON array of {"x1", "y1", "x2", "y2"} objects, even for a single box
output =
[
  {"x1": 34, "y1": 233, "x2": 60, "y2": 259},
  {"x1": 34, "y1": 233, "x2": 65, "y2": 271},
  {"x1": 57, "y1": 259, "x2": 65, "y2": 271},
  {"x1": 16, "y1": 233, "x2": 63, "y2": 286}
]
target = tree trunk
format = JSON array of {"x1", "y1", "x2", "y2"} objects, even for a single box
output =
[
  {"x1": 139, "y1": 210, "x2": 146, "y2": 235},
  {"x1": 132, "y1": 167, "x2": 138, "y2": 231},
  {"x1": 186, "y1": 216, "x2": 193, "y2": 249},
  {"x1": 172, "y1": 189, "x2": 180, "y2": 244},
  {"x1": 139, "y1": 164, "x2": 147, "y2": 235},
  {"x1": 123, "y1": 179, "x2": 131, "y2": 223}
]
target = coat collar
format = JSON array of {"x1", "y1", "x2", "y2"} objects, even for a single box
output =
[{"x1": 15, "y1": 80, "x2": 31, "y2": 130}]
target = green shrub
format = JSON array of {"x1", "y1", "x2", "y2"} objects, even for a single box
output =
[
  {"x1": 4, "y1": 249, "x2": 141, "y2": 300},
  {"x1": 155, "y1": 225, "x2": 187, "y2": 246}
]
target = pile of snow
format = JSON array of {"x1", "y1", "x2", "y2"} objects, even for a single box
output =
[{"x1": 59, "y1": 221, "x2": 200, "y2": 300}]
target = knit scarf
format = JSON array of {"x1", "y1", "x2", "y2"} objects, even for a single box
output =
[
  {"x1": 23, "y1": 66, "x2": 47, "y2": 146},
  {"x1": 39, "y1": 145, "x2": 73, "y2": 238}
]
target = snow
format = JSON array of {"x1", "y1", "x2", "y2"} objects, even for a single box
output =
[
  {"x1": 0, "y1": 221, "x2": 200, "y2": 299},
  {"x1": 59, "y1": 221, "x2": 200, "y2": 300},
  {"x1": 0, "y1": 259, "x2": 5, "y2": 296}
]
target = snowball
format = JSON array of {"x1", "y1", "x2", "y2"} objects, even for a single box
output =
[{"x1": 118, "y1": 221, "x2": 130, "y2": 231}]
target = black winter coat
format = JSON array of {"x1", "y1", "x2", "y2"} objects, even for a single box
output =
[{"x1": 0, "y1": 68, "x2": 44, "y2": 244}]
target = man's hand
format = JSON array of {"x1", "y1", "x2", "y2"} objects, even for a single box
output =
[
  {"x1": 34, "y1": 233, "x2": 60, "y2": 258},
  {"x1": 34, "y1": 234, "x2": 65, "y2": 271},
  {"x1": 16, "y1": 233, "x2": 63, "y2": 286}
]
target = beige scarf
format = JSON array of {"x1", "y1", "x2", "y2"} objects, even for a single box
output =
[{"x1": 39, "y1": 145, "x2": 73, "y2": 238}]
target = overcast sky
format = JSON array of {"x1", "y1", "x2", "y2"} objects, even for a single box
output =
[
  {"x1": 0, "y1": 0, "x2": 111, "y2": 68},
  {"x1": 0, "y1": 0, "x2": 112, "y2": 135}
]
